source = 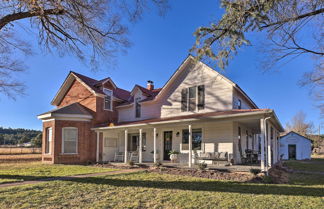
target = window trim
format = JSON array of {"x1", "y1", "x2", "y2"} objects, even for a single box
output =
[
  {"x1": 238, "y1": 99, "x2": 242, "y2": 109},
  {"x1": 45, "y1": 127, "x2": 52, "y2": 154},
  {"x1": 103, "y1": 88, "x2": 113, "y2": 111},
  {"x1": 135, "y1": 97, "x2": 141, "y2": 118},
  {"x1": 181, "y1": 128, "x2": 203, "y2": 150},
  {"x1": 181, "y1": 85, "x2": 205, "y2": 112},
  {"x1": 61, "y1": 127, "x2": 78, "y2": 155}
]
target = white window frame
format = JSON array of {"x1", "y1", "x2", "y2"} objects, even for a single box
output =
[
  {"x1": 135, "y1": 97, "x2": 141, "y2": 118},
  {"x1": 62, "y1": 127, "x2": 78, "y2": 154},
  {"x1": 182, "y1": 85, "x2": 205, "y2": 112},
  {"x1": 45, "y1": 127, "x2": 52, "y2": 154},
  {"x1": 103, "y1": 88, "x2": 113, "y2": 111}
]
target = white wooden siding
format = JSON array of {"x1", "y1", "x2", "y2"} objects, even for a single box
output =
[
  {"x1": 232, "y1": 89, "x2": 255, "y2": 109},
  {"x1": 160, "y1": 63, "x2": 233, "y2": 117}
]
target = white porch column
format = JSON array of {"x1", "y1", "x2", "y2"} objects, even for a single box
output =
[
  {"x1": 96, "y1": 132, "x2": 100, "y2": 163},
  {"x1": 139, "y1": 129, "x2": 143, "y2": 163},
  {"x1": 124, "y1": 129, "x2": 128, "y2": 163},
  {"x1": 260, "y1": 119, "x2": 265, "y2": 171},
  {"x1": 267, "y1": 125, "x2": 272, "y2": 167},
  {"x1": 188, "y1": 124, "x2": 192, "y2": 168},
  {"x1": 273, "y1": 131, "x2": 277, "y2": 164},
  {"x1": 153, "y1": 128, "x2": 157, "y2": 163}
]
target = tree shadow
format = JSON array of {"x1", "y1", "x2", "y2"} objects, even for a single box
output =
[{"x1": 0, "y1": 173, "x2": 323, "y2": 197}]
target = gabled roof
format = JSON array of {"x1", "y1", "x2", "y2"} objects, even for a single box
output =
[
  {"x1": 138, "y1": 55, "x2": 258, "y2": 108},
  {"x1": 280, "y1": 131, "x2": 312, "y2": 142},
  {"x1": 51, "y1": 71, "x2": 131, "y2": 105},
  {"x1": 38, "y1": 103, "x2": 93, "y2": 120}
]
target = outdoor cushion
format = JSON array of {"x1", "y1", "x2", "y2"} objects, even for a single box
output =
[
  {"x1": 214, "y1": 152, "x2": 220, "y2": 158},
  {"x1": 219, "y1": 152, "x2": 227, "y2": 159},
  {"x1": 200, "y1": 153, "x2": 211, "y2": 159}
]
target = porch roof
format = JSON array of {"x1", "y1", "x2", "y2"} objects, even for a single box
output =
[{"x1": 93, "y1": 109, "x2": 284, "y2": 131}]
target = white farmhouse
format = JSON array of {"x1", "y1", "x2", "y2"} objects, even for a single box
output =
[{"x1": 279, "y1": 131, "x2": 312, "y2": 160}]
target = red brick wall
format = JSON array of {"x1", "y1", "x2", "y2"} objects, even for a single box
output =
[
  {"x1": 58, "y1": 79, "x2": 96, "y2": 113},
  {"x1": 53, "y1": 120, "x2": 96, "y2": 164},
  {"x1": 41, "y1": 120, "x2": 96, "y2": 164},
  {"x1": 41, "y1": 78, "x2": 122, "y2": 164}
]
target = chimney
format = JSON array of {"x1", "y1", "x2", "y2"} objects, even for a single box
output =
[{"x1": 147, "y1": 80, "x2": 154, "y2": 90}]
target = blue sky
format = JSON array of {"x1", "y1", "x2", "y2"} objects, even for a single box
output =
[{"x1": 0, "y1": 0, "x2": 322, "y2": 132}]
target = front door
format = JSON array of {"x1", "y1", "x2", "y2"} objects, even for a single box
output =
[
  {"x1": 288, "y1": 144, "x2": 296, "y2": 160},
  {"x1": 163, "y1": 131, "x2": 172, "y2": 160}
]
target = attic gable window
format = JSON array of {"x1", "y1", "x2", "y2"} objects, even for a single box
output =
[
  {"x1": 238, "y1": 99, "x2": 242, "y2": 109},
  {"x1": 181, "y1": 85, "x2": 205, "y2": 112},
  {"x1": 135, "y1": 97, "x2": 141, "y2": 118},
  {"x1": 103, "y1": 88, "x2": 113, "y2": 111}
]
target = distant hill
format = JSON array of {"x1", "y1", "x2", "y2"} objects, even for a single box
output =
[{"x1": 0, "y1": 127, "x2": 42, "y2": 146}]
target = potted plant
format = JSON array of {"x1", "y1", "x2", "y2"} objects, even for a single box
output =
[{"x1": 169, "y1": 150, "x2": 180, "y2": 162}]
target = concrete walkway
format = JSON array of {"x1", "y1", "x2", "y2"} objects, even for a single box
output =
[{"x1": 0, "y1": 169, "x2": 143, "y2": 189}]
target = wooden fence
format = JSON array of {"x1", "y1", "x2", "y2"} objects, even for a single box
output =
[{"x1": 0, "y1": 147, "x2": 42, "y2": 155}]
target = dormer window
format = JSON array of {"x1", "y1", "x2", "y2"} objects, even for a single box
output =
[
  {"x1": 135, "y1": 97, "x2": 141, "y2": 118},
  {"x1": 103, "y1": 88, "x2": 112, "y2": 111}
]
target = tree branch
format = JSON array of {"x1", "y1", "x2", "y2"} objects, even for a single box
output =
[
  {"x1": 261, "y1": 8, "x2": 324, "y2": 29},
  {"x1": 0, "y1": 8, "x2": 64, "y2": 30}
]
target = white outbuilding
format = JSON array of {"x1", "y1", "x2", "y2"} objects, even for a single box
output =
[{"x1": 279, "y1": 131, "x2": 312, "y2": 160}]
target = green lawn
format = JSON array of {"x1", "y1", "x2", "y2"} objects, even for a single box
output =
[
  {"x1": 0, "y1": 162, "x2": 117, "y2": 184},
  {"x1": 0, "y1": 171, "x2": 323, "y2": 208},
  {"x1": 0, "y1": 161, "x2": 323, "y2": 208},
  {"x1": 284, "y1": 158, "x2": 324, "y2": 173}
]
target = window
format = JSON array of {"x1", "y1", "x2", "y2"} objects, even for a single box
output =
[
  {"x1": 127, "y1": 133, "x2": 146, "y2": 151},
  {"x1": 103, "y1": 88, "x2": 112, "y2": 110},
  {"x1": 135, "y1": 97, "x2": 141, "y2": 118},
  {"x1": 198, "y1": 85, "x2": 205, "y2": 110},
  {"x1": 188, "y1": 87, "x2": 196, "y2": 111},
  {"x1": 62, "y1": 127, "x2": 78, "y2": 154},
  {"x1": 181, "y1": 85, "x2": 205, "y2": 112},
  {"x1": 238, "y1": 99, "x2": 242, "y2": 109},
  {"x1": 45, "y1": 127, "x2": 52, "y2": 154},
  {"x1": 238, "y1": 127, "x2": 241, "y2": 139},
  {"x1": 182, "y1": 128, "x2": 202, "y2": 150},
  {"x1": 181, "y1": 88, "x2": 188, "y2": 112},
  {"x1": 271, "y1": 127, "x2": 273, "y2": 139}
]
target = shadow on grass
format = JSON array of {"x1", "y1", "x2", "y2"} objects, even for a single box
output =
[{"x1": 0, "y1": 172, "x2": 323, "y2": 197}]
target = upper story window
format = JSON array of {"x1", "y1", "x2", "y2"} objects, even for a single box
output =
[
  {"x1": 62, "y1": 127, "x2": 78, "y2": 154},
  {"x1": 181, "y1": 85, "x2": 205, "y2": 112},
  {"x1": 135, "y1": 97, "x2": 141, "y2": 118},
  {"x1": 237, "y1": 99, "x2": 242, "y2": 109},
  {"x1": 103, "y1": 88, "x2": 113, "y2": 111}
]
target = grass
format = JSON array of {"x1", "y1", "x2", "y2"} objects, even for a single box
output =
[
  {"x1": 283, "y1": 158, "x2": 324, "y2": 173},
  {"x1": 0, "y1": 162, "x2": 117, "y2": 184},
  {"x1": 0, "y1": 171, "x2": 323, "y2": 209},
  {"x1": 0, "y1": 159, "x2": 323, "y2": 208}
]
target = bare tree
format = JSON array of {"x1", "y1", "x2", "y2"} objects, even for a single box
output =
[
  {"x1": 0, "y1": 0, "x2": 168, "y2": 98},
  {"x1": 191, "y1": 0, "x2": 323, "y2": 115},
  {"x1": 285, "y1": 111, "x2": 314, "y2": 136}
]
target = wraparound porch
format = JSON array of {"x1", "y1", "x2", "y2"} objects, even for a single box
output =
[{"x1": 93, "y1": 110, "x2": 283, "y2": 172}]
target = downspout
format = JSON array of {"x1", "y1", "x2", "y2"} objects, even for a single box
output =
[{"x1": 264, "y1": 117, "x2": 271, "y2": 175}]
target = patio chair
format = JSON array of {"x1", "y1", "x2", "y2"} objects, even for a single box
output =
[
  {"x1": 114, "y1": 151, "x2": 124, "y2": 162},
  {"x1": 130, "y1": 152, "x2": 139, "y2": 163}
]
